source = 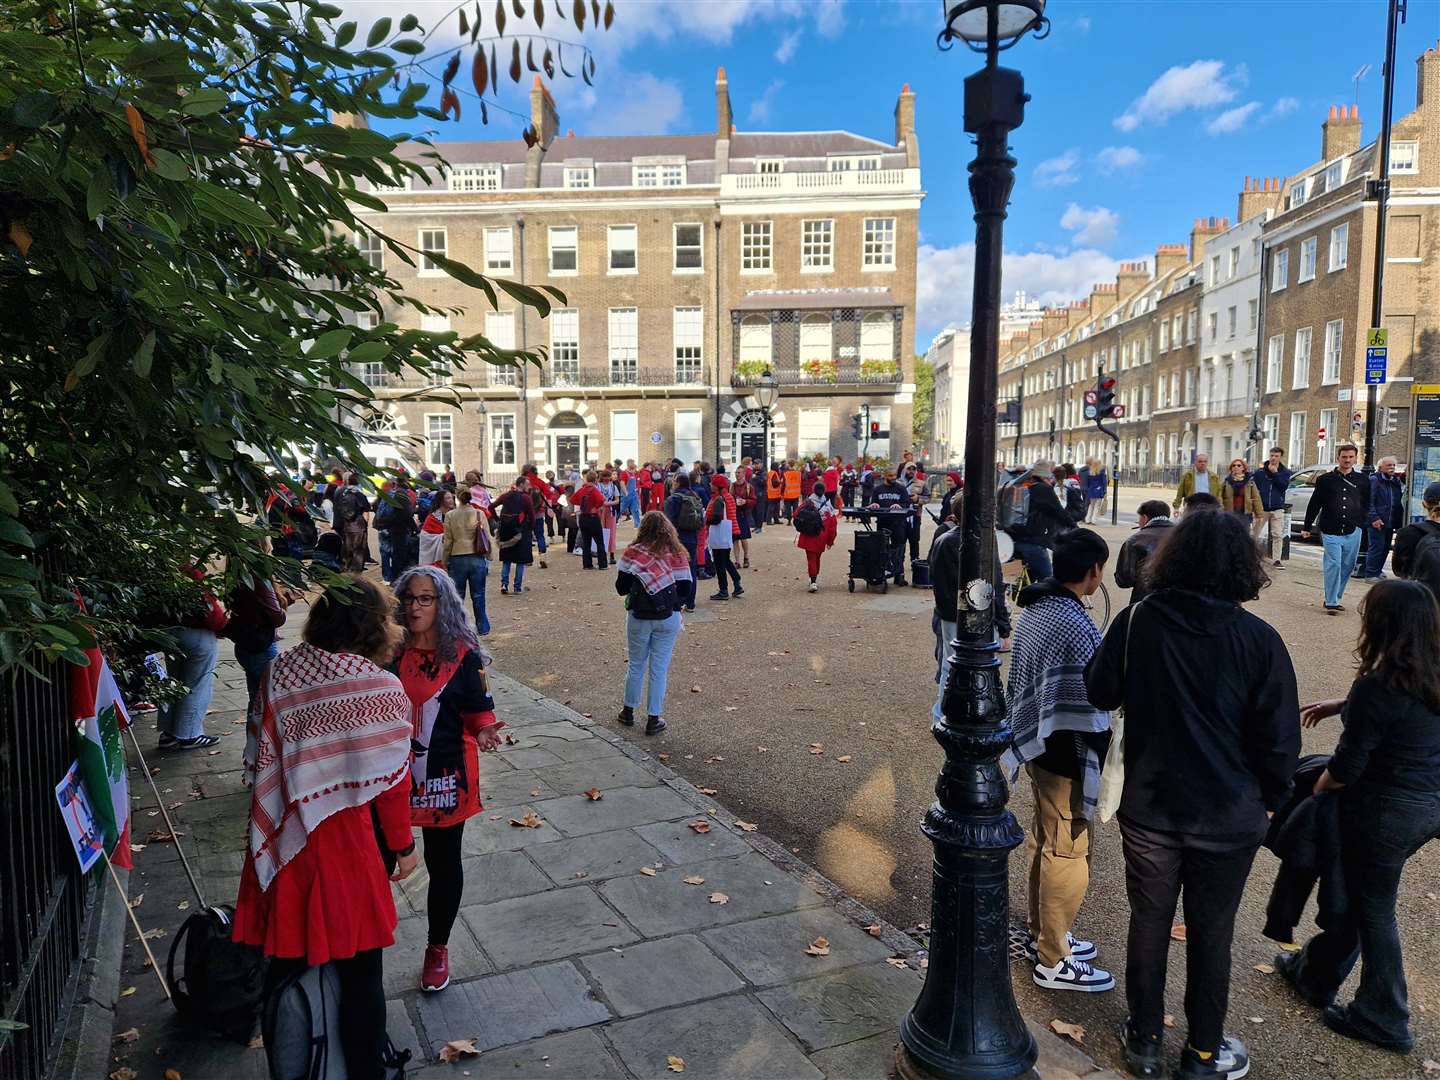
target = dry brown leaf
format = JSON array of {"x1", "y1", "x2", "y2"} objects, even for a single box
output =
[
  {"x1": 124, "y1": 103, "x2": 156, "y2": 168},
  {"x1": 113, "y1": 1028, "x2": 141, "y2": 1044},
  {"x1": 836, "y1": 755, "x2": 853, "y2": 763},
  {"x1": 708, "y1": 892, "x2": 729, "y2": 905},
  {"x1": 756, "y1": 746, "x2": 769, "y2": 753},
  {"x1": 504, "y1": 733, "x2": 518, "y2": 745},
  {"x1": 141, "y1": 928, "x2": 166, "y2": 941},
  {"x1": 698, "y1": 787, "x2": 718, "y2": 796},
  {"x1": 583, "y1": 788, "x2": 603, "y2": 801},
  {"x1": 508, "y1": 812, "x2": 543, "y2": 829},
  {"x1": 8, "y1": 221, "x2": 33, "y2": 257},
  {"x1": 734, "y1": 820, "x2": 759, "y2": 832},
  {"x1": 1420, "y1": 1059, "x2": 1439, "y2": 1074},
  {"x1": 639, "y1": 867, "x2": 658, "y2": 877},
  {"x1": 885, "y1": 956, "x2": 909, "y2": 969},
  {"x1": 1169, "y1": 923, "x2": 1187, "y2": 942},
  {"x1": 1253, "y1": 963, "x2": 1275, "y2": 974},
  {"x1": 248, "y1": 1035, "x2": 264, "y2": 1049},
  {"x1": 1247, "y1": 1016, "x2": 1264, "y2": 1024},
  {"x1": 207, "y1": 750, "x2": 223, "y2": 756},
  {"x1": 666, "y1": 1056, "x2": 686, "y2": 1073},
  {"x1": 689, "y1": 685, "x2": 701, "y2": 693},
  {"x1": 129, "y1": 892, "x2": 144, "y2": 909},
  {"x1": 530, "y1": 789, "x2": 542, "y2": 797},
  {"x1": 1163, "y1": 1014, "x2": 1176, "y2": 1029},
  {"x1": 1049, "y1": 1019, "x2": 1085, "y2": 1044},
  {"x1": 687, "y1": 820, "x2": 711, "y2": 834},
  {"x1": 682, "y1": 875, "x2": 706, "y2": 885},
  {"x1": 164, "y1": 1069, "x2": 182, "y2": 1080},
  {"x1": 864, "y1": 924, "x2": 883, "y2": 937},
  {"x1": 146, "y1": 829, "x2": 183, "y2": 843},
  {"x1": 438, "y1": 1038, "x2": 480, "y2": 1063},
  {"x1": 177, "y1": 900, "x2": 190, "y2": 911},
  {"x1": 1277, "y1": 941, "x2": 1301, "y2": 952},
  {"x1": 119, "y1": 986, "x2": 137, "y2": 997},
  {"x1": 109, "y1": 1069, "x2": 138, "y2": 1080},
  {"x1": 809, "y1": 743, "x2": 824, "y2": 754},
  {"x1": 805, "y1": 936, "x2": 831, "y2": 957},
  {"x1": 657, "y1": 752, "x2": 670, "y2": 761}
]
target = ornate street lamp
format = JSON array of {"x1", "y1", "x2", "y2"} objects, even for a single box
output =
[
  {"x1": 476, "y1": 397, "x2": 488, "y2": 465},
  {"x1": 754, "y1": 367, "x2": 780, "y2": 474},
  {"x1": 897, "y1": 3, "x2": 1048, "y2": 1079}
]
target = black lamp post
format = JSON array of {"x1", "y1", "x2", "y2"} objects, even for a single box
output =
[
  {"x1": 897, "y1": 3, "x2": 1047, "y2": 1078},
  {"x1": 476, "y1": 397, "x2": 489, "y2": 465},
  {"x1": 755, "y1": 367, "x2": 780, "y2": 474}
]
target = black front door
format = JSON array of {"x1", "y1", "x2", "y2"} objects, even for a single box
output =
[
  {"x1": 740, "y1": 431, "x2": 765, "y2": 463},
  {"x1": 555, "y1": 435, "x2": 581, "y2": 468}
]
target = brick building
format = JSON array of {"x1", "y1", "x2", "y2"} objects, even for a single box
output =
[{"x1": 347, "y1": 70, "x2": 923, "y2": 482}]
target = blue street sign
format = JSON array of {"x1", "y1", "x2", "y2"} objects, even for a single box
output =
[{"x1": 1365, "y1": 346, "x2": 1388, "y2": 386}]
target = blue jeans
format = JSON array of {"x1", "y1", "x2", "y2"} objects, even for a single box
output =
[
  {"x1": 1322, "y1": 530, "x2": 1362, "y2": 606},
  {"x1": 448, "y1": 554, "x2": 491, "y2": 635},
  {"x1": 234, "y1": 642, "x2": 279, "y2": 717},
  {"x1": 624, "y1": 612, "x2": 682, "y2": 717},
  {"x1": 500, "y1": 560, "x2": 525, "y2": 591},
  {"x1": 1363, "y1": 525, "x2": 1393, "y2": 578},
  {"x1": 157, "y1": 626, "x2": 219, "y2": 740},
  {"x1": 532, "y1": 518, "x2": 548, "y2": 555},
  {"x1": 933, "y1": 618, "x2": 957, "y2": 726},
  {"x1": 621, "y1": 493, "x2": 642, "y2": 527},
  {"x1": 1013, "y1": 540, "x2": 1053, "y2": 581}
]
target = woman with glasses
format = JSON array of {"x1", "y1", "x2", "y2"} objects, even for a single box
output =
[{"x1": 391, "y1": 566, "x2": 504, "y2": 994}]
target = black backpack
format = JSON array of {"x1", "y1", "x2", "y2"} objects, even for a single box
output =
[
  {"x1": 675, "y1": 493, "x2": 704, "y2": 532},
  {"x1": 167, "y1": 905, "x2": 269, "y2": 1043},
  {"x1": 262, "y1": 961, "x2": 410, "y2": 1080},
  {"x1": 1408, "y1": 521, "x2": 1440, "y2": 601},
  {"x1": 794, "y1": 503, "x2": 823, "y2": 537}
]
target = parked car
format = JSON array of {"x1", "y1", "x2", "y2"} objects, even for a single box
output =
[{"x1": 1285, "y1": 462, "x2": 1407, "y2": 539}]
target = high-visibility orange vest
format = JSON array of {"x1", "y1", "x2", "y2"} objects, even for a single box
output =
[
  {"x1": 783, "y1": 470, "x2": 802, "y2": 499},
  {"x1": 767, "y1": 470, "x2": 784, "y2": 499}
]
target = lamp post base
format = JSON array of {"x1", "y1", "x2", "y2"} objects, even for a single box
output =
[{"x1": 893, "y1": 1044, "x2": 1040, "y2": 1080}]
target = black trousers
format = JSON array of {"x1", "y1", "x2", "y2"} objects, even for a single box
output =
[
  {"x1": 907, "y1": 513, "x2": 922, "y2": 560},
  {"x1": 1289, "y1": 787, "x2": 1440, "y2": 1044},
  {"x1": 424, "y1": 821, "x2": 466, "y2": 947},
  {"x1": 882, "y1": 527, "x2": 907, "y2": 581},
  {"x1": 1119, "y1": 816, "x2": 1259, "y2": 1054},
  {"x1": 711, "y1": 548, "x2": 742, "y2": 594},
  {"x1": 783, "y1": 498, "x2": 798, "y2": 522},
  {"x1": 678, "y1": 535, "x2": 698, "y2": 608},
  {"x1": 265, "y1": 950, "x2": 387, "y2": 1080},
  {"x1": 768, "y1": 497, "x2": 782, "y2": 525},
  {"x1": 578, "y1": 514, "x2": 607, "y2": 569},
  {"x1": 752, "y1": 493, "x2": 767, "y2": 529}
]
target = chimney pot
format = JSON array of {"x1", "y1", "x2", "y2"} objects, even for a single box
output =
[
  {"x1": 1329, "y1": 104, "x2": 1339, "y2": 120},
  {"x1": 717, "y1": 66, "x2": 727, "y2": 81}
]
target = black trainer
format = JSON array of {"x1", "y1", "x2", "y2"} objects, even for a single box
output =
[
  {"x1": 1274, "y1": 951, "x2": 1331, "y2": 1008},
  {"x1": 732, "y1": 585, "x2": 745, "y2": 597},
  {"x1": 1118, "y1": 1019, "x2": 1163, "y2": 1078},
  {"x1": 645, "y1": 715, "x2": 667, "y2": 736},
  {"x1": 616, "y1": 706, "x2": 635, "y2": 727},
  {"x1": 1175, "y1": 1036, "x2": 1249, "y2": 1079},
  {"x1": 710, "y1": 591, "x2": 729, "y2": 601},
  {"x1": 1321, "y1": 1005, "x2": 1414, "y2": 1054}
]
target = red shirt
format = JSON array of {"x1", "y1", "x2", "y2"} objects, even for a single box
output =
[
  {"x1": 823, "y1": 467, "x2": 840, "y2": 494},
  {"x1": 574, "y1": 483, "x2": 605, "y2": 515}
]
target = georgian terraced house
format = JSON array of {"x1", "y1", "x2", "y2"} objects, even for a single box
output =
[
  {"x1": 997, "y1": 40, "x2": 1440, "y2": 482},
  {"x1": 345, "y1": 70, "x2": 923, "y2": 481}
]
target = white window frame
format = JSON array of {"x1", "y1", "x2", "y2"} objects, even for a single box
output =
[
  {"x1": 673, "y1": 223, "x2": 703, "y2": 273},
  {"x1": 797, "y1": 407, "x2": 832, "y2": 458},
  {"x1": 1207, "y1": 311, "x2": 1219, "y2": 343},
  {"x1": 610, "y1": 409, "x2": 639, "y2": 464},
  {"x1": 1293, "y1": 326, "x2": 1312, "y2": 389},
  {"x1": 633, "y1": 163, "x2": 685, "y2": 187},
  {"x1": 1322, "y1": 319, "x2": 1344, "y2": 385},
  {"x1": 1228, "y1": 246, "x2": 1240, "y2": 278},
  {"x1": 1266, "y1": 335, "x2": 1284, "y2": 393},
  {"x1": 801, "y1": 219, "x2": 834, "y2": 272},
  {"x1": 1226, "y1": 306, "x2": 1237, "y2": 339},
  {"x1": 483, "y1": 226, "x2": 513, "y2": 272},
  {"x1": 563, "y1": 167, "x2": 593, "y2": 189},
  {"x1": 673, "y1": 307, "x2": 703, "y2": 384},
  {"x1": 741, "y1": 221, "x2": 772, "y2": 273},
  {"x1": 738, "y1": 314, "x2": 772, "y2": 365},
  {"x1": 418, "y1": 228, "x2": 447, "y2": 276},
  {"x1": 485, "y1": 310, "x2": 517, "y2": 386},
  {"x1": 798, "y1": 313, "x2": 833, "y2": 364},
  {"x1": 1249, "y1": 299, "x2": 1259, "y2": 331},
  {"x1": 1288, "y1": 179, "x2": 1308, "y2": 210},
  {"x1": 548, "y1": 225, "x2": 578, "y2": 276},
  {"x1": 608, "y1": 307, "x2": 638, "y2": 384},
  {"x1": 1389, "y1": 140, "x2": 1418, "y2": 175},
  {"x1": 489, "y1": 413, "x2": 516, "y2": 468},
  {"x1": 1298, "y1": 236, "x2": 1317, "y2": 282},
  {"x1": 550, "y1": 309, "x2": 579, "y2": 385},
  {"x1": 827, "y1": 155, "x2": 881, "y2": 171},
  {"x1": 1318, "y1": 409, "x2": 1338, "y2": 464},
  {"x1": 1272, "y1": 248, "x2": 1289, "y2": 291},
  {"x1": 1288, "y1": 412, "x2": 1308, "y2": 464},
  {"x1": 607, "y1": 225, "x2": 638, "y2": 274},
  {"x1": 1209, "y1": 254, "x2": 1221, "y2": 286},
  {"x1": 860, "y1": 311, "x2": 894, "y2": 363},
  {"x1": 447, "y1": 164, "x2": 501, "y2": 192},
  {"x1": 356, "y1": 231, "x2": 383, "y2": 271},
  {"x1": 1328, "y1": 223, "x2": 1349, "y2": 272},
  {"x1": 425, "y1": 413, "x2": 453, "y2": 469},
  {"x1": 674, "y1": 409, "x2": 703, "y2": 464},
  {"x1": 756, "y1": 158, "x2": 784, "y2": 174},
  {"x1": 862, "y1": 217, "x2": 896, "y2": 270}
]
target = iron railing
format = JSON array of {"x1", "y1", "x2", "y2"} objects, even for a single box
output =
[
  {"x1": 1, "y1": 552, "x2": 95, "y2": 1080},
  {"x1": 730, "y1": 365, "x2": 902, "y2": 388},
  {"x1": 376, "y1": 366, "x2": 712, "y2": 391}
]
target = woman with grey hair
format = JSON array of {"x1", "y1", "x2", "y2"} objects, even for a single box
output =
[{"x1": 390, "y1": 566, "x2": 505, "y2": 994}]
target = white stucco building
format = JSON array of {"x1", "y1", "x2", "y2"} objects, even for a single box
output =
[
  {"x1": 1196, "y1": 212, "x2": 1270, "y2": 464},
  {"x1": 926, "y1": 325, "x2": 970, "y2": 466}
]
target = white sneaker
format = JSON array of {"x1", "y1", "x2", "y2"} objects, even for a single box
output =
[
  {"x1": 1023, "y1": 931, "x2": 1098, "y2": 963},
  {"x1": 808, "y1": 581, "x2": 819, "y2": 593},
  {"x1": 1033, "y1": 956, "x2": 1115, "y2": 993}
]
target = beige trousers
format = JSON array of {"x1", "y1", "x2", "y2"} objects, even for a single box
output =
[{"x1": 1026, "y1": 763, "x2": 1093, "y2": 967}]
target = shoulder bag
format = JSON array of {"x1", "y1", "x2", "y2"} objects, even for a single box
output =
[{"x1": 1096, "y1": 600, "x2": 1141, "y2": 824}]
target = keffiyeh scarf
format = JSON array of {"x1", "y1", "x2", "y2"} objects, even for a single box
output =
[{"x1": 617, "y1": 544, "x2": 692, "y2": 596}]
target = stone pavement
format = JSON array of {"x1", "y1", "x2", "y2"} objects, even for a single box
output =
[{"x1": 107, "y1": 651, "x2": 1121, "y2": 1080}]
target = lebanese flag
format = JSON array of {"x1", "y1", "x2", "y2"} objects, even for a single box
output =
[{"x1": 70, "y1": 646, "x2": 133, "y2": 870}]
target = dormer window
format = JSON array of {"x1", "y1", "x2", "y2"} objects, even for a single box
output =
[
  {"x1": 634, "y1": 163, "x2": 685, "y2": 187},
  {"x1": 756, "y1": 159, "x2": 783, "y2": 174},
  {"x1": 1288, "y1": 179, "x2": 1308, "y2": 210},
  {"x1": 828, "y1": 155, "x2": 881, "y2": 172},
  {"x1": 563, "y1": 167, "x2": 593, "y2": 188},
  {"x1": 448, "y1": 164, "x2": 501, "y2": 192}
]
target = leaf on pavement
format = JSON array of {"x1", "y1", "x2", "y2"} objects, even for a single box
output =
[
  {"x1": 836, "y1": 755, "x2": 853, "y2": 763},
  {"x1": 666, "y1": 1056, "x2": 686, "y2": 1073},
  {"x1": 508, "y1": 812, "x2": 543, "y2": 829},
  {"x1": 113, "y1": 1028, "x2": 140, "y2": 1044},
  {"x1": 687, "y1": 819, "x2": 711, "y2": 834},
  {"x1": 109, "y1": 1070, "x2": 138, "y2": 1080},
  {"x1": 1253, "y1": 963, "x2": 1275, "y2": 974},
  {"x1": 1420, "y1": 1059, "x2": 1439, "y2": 1074},
  {"x1": 639, "y1": 867, "x2": 658, "y2": 876},
  {"x1": 805, "y1": 937, "x2": 831, "y2": 957},
  {"x1": 129, "y1": 892, "x2": 144, "y2": 909},
  {"x1": 657, "y1": 752, "x2": 670, "y2": 761},
  {"x1": 1163, "y1": 1014, "x2": 1176, "y2": 1028},
  {"x1": 864, "y1": 924, "x2": 883, "y2": 937},
  {"x1": 583, "y1": 788, "x2": 603, "y2": 801},
  {"x1": 141, "y1": 928, "x2": 166, "y2": 940},
  {"x1": 120, "y1": 986, "x2": 136, "y2": 997},
  {"x1": 1277, "y1": 941, "x2": 1300, "y2": 952},
  {"x1": 177, "y1": 900, "x2": 189, "y2": 911},
  {"x1": 164, "y1": 1069, "x2": 182, "y2": 1080},
  {"x1": 438, "y1": 1039, "x2": 479, "y2": 1063},
  {"x1": 682, "y1": 875, "x2": 705, "y2": 885},
  {"x1": 1169, "y1": 923, "x2": 1187, "y2": 942},
  {"x1": 885, "y1": 956, "x2": 909, "y2": 969},
  {"x1": 504, "y1": 733, "x2": 518, "y2": 745},
  {"x1": 689, "y1": 685, "x2": 701, "y2": 693},
  {"x1": 708, "y1": 892, "x2": 729, "y2": 905},
  {"x1": 734, "y1": 820, "x2": 758, "y2": 832},
  {"x1": 809, "y1": 743, "x2": 824, "y2": 754},
  {"x1": 248, "y1": 1035, "x2": 264, "y2": 1049},
  {"x1": 756, "y1": 746, "x2": 769, "y2": 753},
  {"x1": 698, "y1": 787, "x2": 718, "y2": 796},
  {"x1": 1049, "y1": 1020, "x2": 1085, "y2": 1044},
  {"x1": 1247, "y1": 1016, "x2": 1264, "y2": 1024}
]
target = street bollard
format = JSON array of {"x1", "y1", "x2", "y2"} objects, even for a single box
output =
[{"x1": 1281, "y1": 505, "x2": 1292, "y2": 562}]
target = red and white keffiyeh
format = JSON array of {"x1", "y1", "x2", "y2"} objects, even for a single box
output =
[
  {"x1": 617, "y1": 543, "x2": 692, "y2": 596},
  {"x1": 246, "y1": 642, "x2": 411, "y2": 892}
]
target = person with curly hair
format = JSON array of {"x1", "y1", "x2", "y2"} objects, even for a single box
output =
[
  {"x1": 1276, "y1": 579, "x2": 1440, "y2": 1054},
  {"x1": 1085, "y1": 509, "x2": 1300, "y2": 1079},
  {"x1": 390, "y1": 566, "x2": 504, "y2": 993},
  {"x1": 234, "y1": 576, "x2": 415, "y2": 1080}
]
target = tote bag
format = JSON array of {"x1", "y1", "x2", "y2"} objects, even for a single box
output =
[{"x1": 1096, "y1": 601, "x2": 1141, "y2": 824}]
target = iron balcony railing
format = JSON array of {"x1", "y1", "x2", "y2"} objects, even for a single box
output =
[
  {"x1": 1195, "y1": 395, "x2": 1254, "y2": 420},
  {"x1": 730, "y1": 365, "x2": 903, "y2": 388},
  {"x1": 374, "y1": 365, "x2": 711, "y2": 390}
]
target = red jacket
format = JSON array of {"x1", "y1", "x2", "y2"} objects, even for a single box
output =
[
  {"x1": 574, "y1": 483, "x2": 605, "y2": 515},
  {"x1": 796, "y1": 507, "x2": 839, "y2": 553}
]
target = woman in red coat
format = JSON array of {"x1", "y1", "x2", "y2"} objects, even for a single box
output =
[
  {"x1": 794, "y1": 491, "x2": 840, "y2": 593},
  {"x1": 235, "y1": 577, "x2": 415, "y2": 1080},
  {"x1": 391, "y1": 565, "x2": 504, "y2": 994}
]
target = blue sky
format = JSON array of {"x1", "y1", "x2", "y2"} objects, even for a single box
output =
[{"x1": 372, "y1": 0, "x2": 1434, "y2": 344}]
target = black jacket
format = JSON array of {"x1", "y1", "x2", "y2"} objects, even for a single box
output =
[
  {"x1": 1393, "y1": 518, "x2": 1440, "y2": 587},
  {"x1": 1302, "y1": 468, "x2": 1371, "y2": 536},
  {"x1": 1263, "y1": 755, "x2": 1346, "y2": 944},
  {"x1": 1113, "y1": 518, "x2": 1174, "y2": 603},
  {"x1": 615, "y1": 570, "x2": 680, "y2": 620},
  {"x1": 1251, "y1": 465, "x2": 1292, "y2": 513},
  {"x1": 1005, "y1": 479, "x2": 1069, "y2": 546},
  {"x1": 1085, "y1": 588, "x2": 1300, "y2": 839},
  {"x1": 928, "y1": 524, "x2": 1011, "y2": 640}
]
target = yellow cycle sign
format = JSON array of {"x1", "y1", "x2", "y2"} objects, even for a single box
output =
[{"x1": 1366, "y1": 328, "x2": 1389, "y2": 348}]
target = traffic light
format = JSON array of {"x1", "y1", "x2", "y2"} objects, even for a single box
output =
[
  {"x1": 850, "y1": 414, "x2": 863, "y2": 441},
  {"x1": 1097, "y1": 376, "x2": 1118, "y2": 419},
  {"x1": 870, "y1": 421, "x2": 881, "y2": 437}
]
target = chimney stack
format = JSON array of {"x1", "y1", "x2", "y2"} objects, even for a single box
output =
[
  {"x1": 1321, "y1": 103, "x2": 1362, "y2": 162},
  {"x1": 1188, "y1": 215, "x2": 1230, "y2": 263},
  {"x1": 529, "y1": 76, "x2": 559, "y2": 150},
  {"x1": 1419, "y1": 40, "x2": 1440, "y2": 110},
  {"x1": 716, "y1": 67, "x2": 732, "y2": 138},
  {"x1": 1154, "y1": 243, "x2": 1189, "y2": 279},
  {"x1": 894, "y1": 83, "x2": 919, "y2": 168},
  {"x1": 1116, "y1": 260, "x2": 1151, "y2": 298},
  {"x1": 1238, "y1": 176, "x2": 1284, "y2": 222},
  {"x1": 1088, "y1": 282, "x2": 1119, "y2": 319}
]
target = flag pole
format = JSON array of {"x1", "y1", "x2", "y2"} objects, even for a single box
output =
[
  {"x1": 124, "y1": 725, "x2": 207, "y2": 908},
  {"x1": 104, "y1": 851, "x2": 171, "y2": 999}
]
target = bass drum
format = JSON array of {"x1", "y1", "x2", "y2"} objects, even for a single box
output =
[{"x1": 995, "y1": 529, "x2": 1015, "y2": 565}]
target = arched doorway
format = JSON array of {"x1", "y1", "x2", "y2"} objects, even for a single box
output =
[
  {"x1": 546, "y1": 410, "x2": 591, "y2": 471},
  {"x1": 731, "y1": 408, "x2": 775, "y2": 466},
  {"x1": 721, "y1": 397, "x2": 787, "y2": 467}
]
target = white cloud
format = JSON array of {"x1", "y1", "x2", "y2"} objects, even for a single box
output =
[
  {"x1": 1060, "y1": 203, "x2": 1120, "y2": 247},
  {"x1": 1074, "y1": 15, "x2": 1092, "y2": 32},
  {"x1": 1095, "y1": 145, "x2": 1143, "y2": 173},
  {"x1": 1114, "y1": 60, "x2": 1244, "y2": 131},
  {"x1": 1205, "y1": 101, "x2": 1261, "y2": 135},
  {"x1": 585, "y1": 73, "x2": 686, "y2": 134},
  {"x1": 1034, "y1": 149, "x2": 1080, "y2": 188},
  {"x1": 774, "y1": 30, "x2": 802, "y2": 63},
  {"x1": 747, "y1": 79, "x2": 784, "y2": 125},
  {"x1": 917, "y1": 243, "x2": 1123, "y2": 338},
  {"x1": 1269, "y1": 96, "x2": 1300, "y2": 119}
]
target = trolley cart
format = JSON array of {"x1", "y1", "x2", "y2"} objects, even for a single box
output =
[{"x1": 841, "y1": 508, "x2": 901, "y2": 593}]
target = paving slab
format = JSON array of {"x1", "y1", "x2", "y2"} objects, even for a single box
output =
[
  {"x1": 600, "y1": 853, "x2": 827, "y2": 938},
  {"x1": 385, "y1": 915, "x2": 495, "y2": 995},
  {"x1": 385, "y1": 998, "x2": 425, "y2": 1066},
  {"x1": 526, "y1": 828, "x2": 665, "y2": 886},
  {"x1": 195, "y1": 769, "x2": 249, "y2": 798},
  {"x1": 808, "y1": 1031, "x2": 904, "y2": 1080},
  {"x1": 478, "y1": 767, "x2": 559, "y2": 808},
  {"x1": 606, "y1": 995, "x2": 825, "y2": 1080},
  {"x1": 701, "y1": 908, "x2": 897, "y2": 988},
  {"x1": 396, "y1": 849, "x2": 554, "y2": 915},
  {"x1": 632, "y1": 817, "x2": 753, "y2": 864},
  {"x1": 756, "y1": 963, "x2": 920, "y2": 1051},
  {"x1": 532, "y1": 785, "x2": 697, "y2": 837},
  {"x1": 578, "y1": 934, "x2": 745, "y2": 1017},
  {"x1": 536, "y1": 734, "x2": 625, "y2": 763},
  {"x1": 409, "y1": 1028, "x2": 627, "y2": 1079},
  {"x1": 459, "y1": 805, "x2": 564, "y2": 854},
  {"x1": 459, "y1": 885, "x2": 638, "y2": 969},
  {"x1": 532, "y1": 755, "x2": 660, "y2": 795},
  {"x1": 413, "y1": 960, "x2": 610, "y2": 1053},
  {"x1": 493, "y1": 746, "x2": 566, "y2": 770}
]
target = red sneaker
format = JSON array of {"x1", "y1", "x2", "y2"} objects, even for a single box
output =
[{"x1": 421, "y1": 944, "x2": 450, "y2": 992}]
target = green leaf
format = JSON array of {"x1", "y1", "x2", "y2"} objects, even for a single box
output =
[
  {"x1": 346, "y1": 340, "x2": 390, "y2": 364},
  {"x1": 75, "y1": 332, "x2": 111, "y2": 378},
  {"x1": 150, "y1": 148, "x2": 189, "y2": 181},
  {"x1": 0, "y1": 558, "x2": 39, "y2": 583},
  {"x1": 0, "y1": 515, "x2": 34, "y2": 549},
  {"x1": 422, "y1": 250, "x2": 497, "y2": 307},
  {"x1": 86, "y1": 166, "x2": 110, "y2": 221},
  {"x1": 366, "y1": 16, "x2": 392, "y2": 46},
  {"x1": 399, "y1": 13, "x2": 420, "y2": 31},
  {"x1": 11, "y1": 90, "x2": 56, "y2": 129},
  {"x1": 495, "y1": 277, "x2": 552, "y2": 319},
  {"x1": 335, "y1": 20, "x2": 357, "y2": 46},
  {"x1": 0, "y1": 481, "x2": 17, "y2": 518},
  {"x1": 191, "y1": 182, "x2": 275, "y2": 228},
  {"x1": 180, "y1": 88, "x2": 230, "y2": 116},
  {"x1": 36, "y1": 624, "x2": 79, "y2": 646},
  {"x1": 306, "y1": 327, "x2": 353, "y2": 359},
  {"x1": 133, "y1": 331, "x2": 157, "y2": 377},
  {"x1": 391, "y1": 38, "x2": 425, "y2": 56},
  {"x1": 208, "y1": 355, "x2": 224, "y2": 384},
  {"x1": 120, "y1": 40, "x2": 193, "y2": 79}
]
